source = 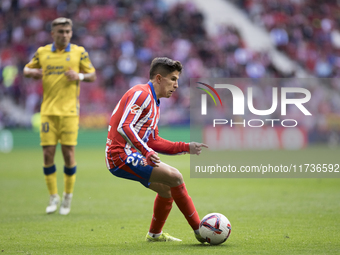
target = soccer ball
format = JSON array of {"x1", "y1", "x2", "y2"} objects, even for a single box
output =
[{"x1": 199, "y1": 213, "x2": 231, "y2": 245}]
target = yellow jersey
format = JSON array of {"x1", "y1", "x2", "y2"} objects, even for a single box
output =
[{"x1": 25, "y1": 43, "x2": 95, "y2": 116}]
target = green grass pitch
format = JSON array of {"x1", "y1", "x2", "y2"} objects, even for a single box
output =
[{"x1": 1, "y1": 146, "x2": 340, "y2": 254}]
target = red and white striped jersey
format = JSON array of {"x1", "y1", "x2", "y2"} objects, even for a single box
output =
[{"x1": 105, "y1": 81, "x2": 189, "y2": 170}]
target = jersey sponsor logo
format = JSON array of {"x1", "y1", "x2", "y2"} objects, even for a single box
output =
[
  {"x1": 131, "y1": 104, "x2": 141, "y2": 114},
  {"x1": 45, "y1": 65, "x2": 65, "y2": 76}
]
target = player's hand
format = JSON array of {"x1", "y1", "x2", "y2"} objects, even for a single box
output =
[
  {"x1": 30, "y1": 69, "x2": 43, "y2": 80},
  {"x1": 189, "y1": 142, "x2": 208, "y2": 155},
  {"x1": 64, "y1": 67, "x2": 79, "y2": 81},
  {"x1": 146, "y1": 151, "x2": 160, "y2": 167}
]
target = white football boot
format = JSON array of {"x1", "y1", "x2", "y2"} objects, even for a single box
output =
[
  {"x1": 146, "y1": 232, "x2": 182, "y2": 242},
  {"x1": 59, "y1": 192, "x2": 73, "y2": 215},
  {"x1": 46, "y1": 194, "x2": 60, "y2": 214}
]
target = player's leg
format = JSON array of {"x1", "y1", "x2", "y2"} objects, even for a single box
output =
[
  {"x1": 147, "y1": 183, "x2": 173, "y2": 234},
  {"x1": 40, "y1": 115, "x2": 60, "y2": 214},
  {"x1": 149, "y1": 182, "x2": 171, "y2": 198},
  {"x1": 107, "y1": 153, "x2": 181, "y2": 241},
  {"x1": 146, "y1": 182, "x2": 182, "y2": 242},
  {"x1": 61, "y1": 144, "x2": 76, "y2": 193},
  {"x1": 43, "y1": 145, "x2": 58, "y2": 196},
  {"x1": 59, "y1": 116, "x2": 79, "y2": 215},
  {"x1": 149, "y1": 162, "x2": 203, "y2": 241}
]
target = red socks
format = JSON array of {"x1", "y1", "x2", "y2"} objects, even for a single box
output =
[
  {"x1": 149, "y1": 194, "x2": 174, "y2": 234},
  {"x1": 149, "y1": 183, "x2": 200, "y2": 234},
  {"x1": 170, "y1": 183, "x2": 200, "y2": 231}
]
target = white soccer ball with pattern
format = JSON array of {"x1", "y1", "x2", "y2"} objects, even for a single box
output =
[{"x1": 199, "y1": 213, "x2": 231, "y2": 245}]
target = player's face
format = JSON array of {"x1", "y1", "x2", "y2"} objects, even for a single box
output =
[
  {"x1": 159, "y1": 71, "x2": 180, "y2": 98},
  {"x1": 51, "y1": 24, "x2": 72, "y2": 50}
]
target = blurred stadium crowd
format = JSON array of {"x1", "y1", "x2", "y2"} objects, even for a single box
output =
[
  {"x1": 0, "y1": 0, "x2": 339, "y2": 142},
  {"x1": 242, "y1": 0, "x2": 340, "y2": 77}
]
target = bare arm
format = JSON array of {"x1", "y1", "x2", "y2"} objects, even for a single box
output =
[
  {"x1": 65, "y1": 68, "x2": 96, "y2": 82},
  {"x1": 23, "y1": 66, "x2": 43, "y2": 80}
]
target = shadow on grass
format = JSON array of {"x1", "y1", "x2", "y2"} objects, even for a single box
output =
[{"x1": 182, "y1": 243, "x2": 235, "y2": 248}]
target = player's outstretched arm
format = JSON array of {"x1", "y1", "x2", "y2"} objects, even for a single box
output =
[
  {"x1": 189, "y1": 142, "x2": 208, "y2": 155},
  {"x1": 147, "y1": 127, "x2": 190, "y2": 155},
  {"x1": 23, "y1": 67, "x2": 43, "y2": 80}
]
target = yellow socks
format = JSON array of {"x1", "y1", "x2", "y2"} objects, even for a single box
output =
[
  {"x1": 43, "y1": 165, "x2": 77, "y2": 195},
  {"x1": 43, "y1": 165, "x2": 57, "y2": 195},
  {"x1": 64, "y1": 173, "x2": 76, "y2": 194},
  {"x1": 64, "y1": 165, "x2": 77, "y2": 194}
]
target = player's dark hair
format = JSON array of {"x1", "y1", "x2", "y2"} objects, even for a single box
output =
[
  {"x1": 51, "y1": 17, "x2": 73, "y2": 29},
  {"x1": 149, "y1": 57, "x2": 182, "y2": 79}
]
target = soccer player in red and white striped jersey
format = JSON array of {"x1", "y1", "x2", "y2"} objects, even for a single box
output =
[{"x1": 105, "y1": 57, "x2": 208, "y2": 242}]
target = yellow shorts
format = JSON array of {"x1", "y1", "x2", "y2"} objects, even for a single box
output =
[{"x1": 40, "y1": 115, "x2": 79, "y2": 146}]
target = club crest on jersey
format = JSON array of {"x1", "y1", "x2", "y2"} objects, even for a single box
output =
[
  {"x1": 131, "y1": 104, "x2": 141, "y2": 114},
  {"x1": 66, "y1": 55, "x2": 70, "y2": 61}
]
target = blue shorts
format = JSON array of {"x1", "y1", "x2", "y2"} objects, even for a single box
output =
[{"x1": 109, "y1": 152, "x2": 153, "y2": 188}]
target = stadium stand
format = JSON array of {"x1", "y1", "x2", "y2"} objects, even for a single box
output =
[{"x1": 0, "y1": 0, "x2": 339, "y2": 144}]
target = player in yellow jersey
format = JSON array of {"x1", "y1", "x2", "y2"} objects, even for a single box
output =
[{"x1": 23, "y1": 17, "x2": 96, "y2": 215}]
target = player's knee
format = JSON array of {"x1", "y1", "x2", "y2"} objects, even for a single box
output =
[
  {"x1": 63, "y1": 154, "x2": 73, "y2": 166},
  {"x1": 43, "y1": 150, "x2": 54, "y2": 165},
  {"x1": 62, "y1": 146, "x2": 75, "y2": 166},
  {"x1": 63, "y1": 150, "x2": 71, "y2": 162},
  {"x1": 169, "y1": 168, "x2": 183, "y2": 187},
  {"x1": 43, "y1": 151, "x2": 50, "y2": 161}
]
